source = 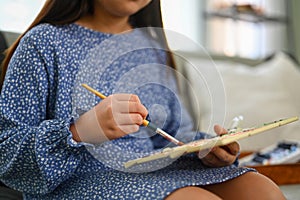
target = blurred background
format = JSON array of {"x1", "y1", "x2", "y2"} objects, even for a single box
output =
[
  {"x1": 1, "y1": 0, "x2": 299, "y2": 61},
  {"x1": 1, "y1": 0, "x2": 299, "y2": 151},
  {"x1": 162, "y1": 0, "x2": 299, "y2": 61},
  {"x1": 0, "y1": 1, "x2": 300, "y2": 198}
]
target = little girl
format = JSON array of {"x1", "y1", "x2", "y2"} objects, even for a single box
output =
[{"x1": 0, "y1": 0, "x2": 286, "y2": 199}]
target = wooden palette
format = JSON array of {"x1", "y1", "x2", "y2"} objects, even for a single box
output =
[{"x1": 124, "y1": 116, "x2": 299, "y2": 168}]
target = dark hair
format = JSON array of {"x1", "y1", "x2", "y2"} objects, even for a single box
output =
[{"x1": 0, "y1": 0, "x2": 175, "y2": 91}]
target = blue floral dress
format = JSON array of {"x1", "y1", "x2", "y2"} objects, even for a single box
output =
[{"x1": 0, "y1": 23, "x2": 253, "y2": 199}]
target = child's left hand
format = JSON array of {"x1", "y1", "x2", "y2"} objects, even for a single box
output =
[{"x1": 199, "y1": 125, "x2": 240, "y2": 167}]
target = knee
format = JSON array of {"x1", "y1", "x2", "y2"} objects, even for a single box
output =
[
  {"x1": 240, "y1": 172, "x2": 286, "y2": 200},
  {"x1": 166, "y1": 186, "x2": 222, "y2": 200},
  {"x1": 203, "y1": 171, "x2": 286, "y2": 200}
]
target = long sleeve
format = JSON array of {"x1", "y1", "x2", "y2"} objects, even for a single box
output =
[{"x1": 0, "y1": 32, "x2": 84, "y2": 195}]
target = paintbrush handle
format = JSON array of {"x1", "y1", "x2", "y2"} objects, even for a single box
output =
[{"x1": 82, "y1": 83, "x2": 107, "y2": 99}]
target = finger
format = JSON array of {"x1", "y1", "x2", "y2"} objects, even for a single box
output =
[
  {"x1": 201, "y1": 152, "x2": 221, "y2": 167},
  {"x1": 211, "y1": 147, "x2": 237, "y2": 165},
  {"x1": 113, "y1": 101, "x2": 148, "y2": 117},
  {"x1": 214, "y1": 125, "x2": 227, "y2": 136},
  {"x1": 113, "y1": 113, "x2": 144, "y2": 125},
  {"x1": 222, "y1": 141, "x2": 240, "y2": 155},
  {"x1": 213, "y1": 125, "x2": 240, "y2": 155},
  {"x1": 110, "y1": 94, "x2": 148, "y2": 118},
  {"x1": 118, "y1": 124, "x2": 140, "y2": 134}
]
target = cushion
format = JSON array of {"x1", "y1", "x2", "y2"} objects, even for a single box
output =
[{"x1": 178, "y1": 52, "x2": 300, "y2": 151}]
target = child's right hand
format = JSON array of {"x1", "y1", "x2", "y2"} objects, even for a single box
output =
[{"x1": 70, "y1": 94, "x2": 148, "y2": 144}]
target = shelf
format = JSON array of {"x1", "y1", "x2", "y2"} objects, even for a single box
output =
[
  {"x1": 240, "y1": 152, "x2": 300, "y2": 185},
  {"x1": 204, "y1": 4, "x2": 286, "y2": 23},
  {"x1": 252, "y1": 163, "x2": 300, "y2": 185},
  {"x1": 204, "y1": 11, "x2": 287, "y2": 23}
]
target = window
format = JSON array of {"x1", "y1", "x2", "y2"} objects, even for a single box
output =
[
  {"x1": 204, "y1": 0, "x2": 288, "y2": 59},
  {"x1": 162, "y1": 0, "x2": 289, "y2": 59},
  {"x1": 0, "y1": 0, "x2": 46, "y2": 33},
  {"x1": 161, "y1": 0, "x2": 205, "y2": 51}
]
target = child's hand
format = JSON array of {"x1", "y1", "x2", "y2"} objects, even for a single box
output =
[
  {"x1": 199, "y1": 125, "x2": 240, "y2": 167},
  {"x1": 71, "y1": 94, "x2": 148, "y2": 144},
  {"x1": 95, "y1": 94, "x2": 148, "y2": 139}
]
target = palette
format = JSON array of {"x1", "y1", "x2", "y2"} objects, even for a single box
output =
[{"x1": 124, "y1": 116, "x2": 299, "y2": 168}]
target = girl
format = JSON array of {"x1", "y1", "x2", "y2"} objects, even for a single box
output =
[{"x1": 0, "y1": 0, "x2": 286, "y2": 199}]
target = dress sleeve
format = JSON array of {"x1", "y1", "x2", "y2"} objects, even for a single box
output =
[{"x1": 0, "y1": 35, "x2": 84, "y2": 194}]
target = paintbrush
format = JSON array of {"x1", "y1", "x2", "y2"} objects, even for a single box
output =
[{"x1": 81, "y1": 83, "x2": 184, "y2": 146}]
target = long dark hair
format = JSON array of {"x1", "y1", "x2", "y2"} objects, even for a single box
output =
[{"x1": 0, "y1": 0, "x2": 175, "y2": 91}]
